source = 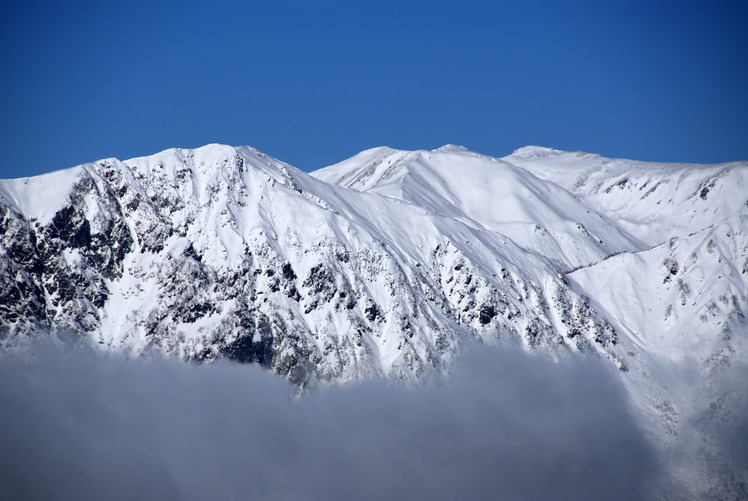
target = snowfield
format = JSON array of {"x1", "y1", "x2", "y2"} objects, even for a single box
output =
[{"x1": 1, "y1": 143, "x2": 746, "y2": 498}]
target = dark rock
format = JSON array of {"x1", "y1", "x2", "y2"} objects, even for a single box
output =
[{"x1": 479, "y1": 304, "x2": 496, "y2": 325}]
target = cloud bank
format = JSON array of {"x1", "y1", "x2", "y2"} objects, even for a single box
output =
[{"x1": 0, "y1": 346, "x2": 659, "y2": 501}]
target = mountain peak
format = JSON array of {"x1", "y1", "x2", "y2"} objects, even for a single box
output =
[
  {"x1": 433, "y1": 144, "x2": 471, "y2": 153},
  {"x1": 509, "y1": 145, "x2": 568, "y2": 158}
]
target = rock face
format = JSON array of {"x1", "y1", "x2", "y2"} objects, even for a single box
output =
[{"x1": 1, "y1": 143, "x2": 747, "y2": 497}]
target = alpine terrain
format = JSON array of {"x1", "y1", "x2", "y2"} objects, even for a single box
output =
[{"x1": 1, "y1": 143, "x2": 746, "y2": 498}]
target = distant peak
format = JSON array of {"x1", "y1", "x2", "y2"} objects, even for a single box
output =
[
  {"x1": 434, "y1": 144, "x2": 471, "y2": 153},
  {"x1": 123, "y1": 143, "x2": 239, "y2": 164},
  {"x1": 360, "y1": 146, "x2": 399, "y2": 155},
  {"x1": 509, "y1": 146, "x2": 565, "y2": 158},
  {"x1": 508, "y1": 146, "x2": 605, "y2": 160}
]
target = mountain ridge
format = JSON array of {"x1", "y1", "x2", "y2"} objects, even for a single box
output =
[
  {"x1": 1, "y1": 143, "x2": 747, "y2": 496},
  {"x1": 0, "y1": 143, "x2": 644, "y2": 375},
  {"x1": 1, "y1": 143, "x2": 745, "y2": 374}
]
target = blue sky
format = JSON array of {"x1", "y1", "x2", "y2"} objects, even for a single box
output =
[{"x1": 1, "y1": 0, "x2": 747, "y2": 178}]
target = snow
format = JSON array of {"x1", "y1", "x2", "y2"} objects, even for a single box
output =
[
  {"x1": 504, "y1": 148, "x2": 748, "y2": 247},
  {"x1": 0, "y1": 165, "x2": 84, "y2": 225},
  {"x1": 313, "y1": 145, "x2": 645, "y2": 271},
  {"x1": 2, "y1": 142, "x2": 747, "y2": 497},
  {"x1": 571, "y1": 214, "x2": 748, "y2": 362}
]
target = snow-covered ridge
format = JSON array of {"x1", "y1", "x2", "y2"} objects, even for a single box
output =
[
  {"x1": 505, "y1": 147, "x2": 748, "y2": 246},
  {"x1": 315, "y1": 145, "x2": 648, "y2": 271},
  {"x1": 1, "y1": 142, "x2": 745, "y2": 373},
  {"x1": 1, "y1": 142, "x2": 746, "y2": 497},
  {"x1": 0, "y1": 142, "x2": 635, "y2": 376}
]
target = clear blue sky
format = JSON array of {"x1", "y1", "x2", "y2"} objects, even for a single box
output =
[{"x1": 1, "y1": 0, "x2": 747, "y2": 178}]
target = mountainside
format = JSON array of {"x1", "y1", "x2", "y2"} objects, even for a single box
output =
[
  {"x1": 1, "y1": 143, "x2": 747, "y2": 497},
  {"x1": 0, "y1": 144, "x2": 628, "y2": 381}
]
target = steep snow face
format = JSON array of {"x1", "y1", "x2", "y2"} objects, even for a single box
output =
[
  {"x1": 0, "y1": 165, "x2": 86, "y2": 225},
  {"x1": 505, "y1": 146, "x2": 748, "y2": 247},
  {"x1": 314, "y1": 146, "x2": 645, "y2": 271},
  {"x1": 571, "y1": 215, "x2": 747, "y2": 364}
]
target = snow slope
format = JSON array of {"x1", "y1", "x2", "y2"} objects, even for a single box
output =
[
  {"x1": 505, "y1": 146, "x2": 748, "y2": 247},
  {"x1": 314, "y1": 145, "x2": 646, "y2": 271}
]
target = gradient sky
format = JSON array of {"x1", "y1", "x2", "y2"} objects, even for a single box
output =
[{"x1": 1, "y1": 0, "x2": 746, "y2": 178}]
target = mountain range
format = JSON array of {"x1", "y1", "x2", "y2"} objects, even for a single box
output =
[{"x1": 1, "y1": 143, "x2": 746, "y2": 498}]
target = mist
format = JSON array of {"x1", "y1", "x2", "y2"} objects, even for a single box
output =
[{"x1": 0, "y1": 345, "x2": 659, "y2": 500}]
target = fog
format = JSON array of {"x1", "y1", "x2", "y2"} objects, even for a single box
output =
[{"x1": 0, "y1": 345, "x2": 659, "y2": 500}]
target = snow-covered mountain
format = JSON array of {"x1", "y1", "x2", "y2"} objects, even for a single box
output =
[
  {"x1": 0, "y1": 144, "x2": 630, "y2": 381},
  {"x1": 1, "y1": 143, "x2": 746, "y2": 497}
]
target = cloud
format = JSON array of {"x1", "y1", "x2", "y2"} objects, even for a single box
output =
[{"x1": 0, "y1": 345, "x2": 659, "y2": 501}]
